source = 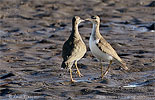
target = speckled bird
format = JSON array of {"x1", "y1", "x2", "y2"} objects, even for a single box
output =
[
  {"x1": 61, "y1": 16, "x2": 86, "y2": 82},
  {"x1": 86, "y1": 15, "x2": 128, "y2": 79}
]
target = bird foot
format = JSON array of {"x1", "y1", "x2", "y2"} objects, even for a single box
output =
[
  {"x1": 76, "y1": 71, "x2": 83, "y2": 77},
  {"x1": 70, "y1": 79, "x2": 76, "y2": 83},
  {"x1": 101, "y1": 75, "x2": 105, "y2": 80},
  {"x1": 78, "y1": 73, "x2": 83, "y2": 77}
]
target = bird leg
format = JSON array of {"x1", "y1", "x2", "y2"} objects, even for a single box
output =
[
  {"x1": 69, "y1": 68, "x2": 76, "y2": 82},
  {"x1": 100, "y1": 61, "x2": 103, "y2": 78},
  {"x1": 75, "y1": 61, "x2": 83, "y2": 77},
  {"x1": 101, "y1": 60, "x2": 112, "y2": 79}
]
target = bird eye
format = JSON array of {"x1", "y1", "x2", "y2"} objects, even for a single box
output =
[{"x1": 91, "y1": 16, "x2": 96, "y2": 19}]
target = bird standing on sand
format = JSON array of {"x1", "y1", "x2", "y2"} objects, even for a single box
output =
[
  {"x1": 61, "y1": 16, "x2": 86, "y2": 82},
  {"x1": 86, "y1": 15, "x2": 128, "y2": 79}
]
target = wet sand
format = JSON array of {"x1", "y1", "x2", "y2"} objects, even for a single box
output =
[{"x1": 0, "y1": 0, "x2": 155, "y2": 100}]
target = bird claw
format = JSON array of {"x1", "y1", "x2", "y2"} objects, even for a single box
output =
[
  {"x1": 78, "y1": 73, "x2": 83, "y2": 77},
  {"x1": 101, "y1": 75, "x2": 104, "y2": 79},
  {"x1": 76, "y1": 71, "x2": 83, "y2": 77},
  {"x1": 71, "y1": 79, "x2": 76, "y2": 83}
]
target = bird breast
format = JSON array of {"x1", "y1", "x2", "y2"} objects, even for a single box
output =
[{"x1": 89, "y1": 37, "x2": 113, "y2": 61}]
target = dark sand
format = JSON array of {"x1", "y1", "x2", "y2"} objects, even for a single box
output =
[{"x1": 0, "y1": 0, "x2": 155, "y2": 100}]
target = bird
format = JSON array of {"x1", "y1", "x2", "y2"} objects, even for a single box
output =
[
  {"x1": 61, "y1": 16, "x2": 86, "y2": 82},
  {"x1": 86, "y1": 15, "x2": 128, "y2": 79}
]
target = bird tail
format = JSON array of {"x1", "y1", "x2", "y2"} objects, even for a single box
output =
[
  {"x1": 61, "y1": 61, "x2": 73, "y2": 69},
  {"x1": 61, "y1": 61, "x2": 67, "y2": 69},
  {"x1": 120, "y1": 60, "x2": 129, "y2": 71}
]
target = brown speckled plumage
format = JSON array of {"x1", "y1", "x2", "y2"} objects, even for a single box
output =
[
  {"x1": 61, "y1": 16, "x2": 86, "y2": 82},
  {"x1": 86, "y1": 15, "x2": 128, "y2": 79}
]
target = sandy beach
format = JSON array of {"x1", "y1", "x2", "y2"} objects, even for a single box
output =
[{"x1": 0, "y1": 0, "x2": 155, "y2": 99}]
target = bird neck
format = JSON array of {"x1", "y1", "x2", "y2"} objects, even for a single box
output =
[
  {"x1": 91, "y1": 23, "x2": 100, "y2": 39},
  {"x1": 70, "y1": 23, "x2": 82, "y2": 40}
]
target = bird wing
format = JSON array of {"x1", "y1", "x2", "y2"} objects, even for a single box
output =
[
  {"x1": 96, "y1": 36, "x2": 122, "y2": 62},
  {"x1": 95, "y1": 36, "x2": 128, "y2": 70},
  {"x1": 62, "y1": 39, "x2": 73, "y2": 60},
  {"x1": 62, "y1": 39, "x2": 86, "y2": 62}
]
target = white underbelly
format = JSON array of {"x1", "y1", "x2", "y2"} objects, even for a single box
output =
[{"x1": 89, "y1": 39, "x2": 113, "y2": 61}]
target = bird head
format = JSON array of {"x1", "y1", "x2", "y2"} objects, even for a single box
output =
[
  {"x1": 72, "y1": 16, "x2": 84, "y2": 25},
  {"x1": 85, "y1": 15, "x2": 100, "y2": 24}
]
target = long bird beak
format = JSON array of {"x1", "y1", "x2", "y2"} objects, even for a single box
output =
[
  {"x1": 80, "y1": 19, "x2": 85, "y2": 22},
  {"x1": 85, "y1": 18, "x2": 92, "y2": 21}
]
